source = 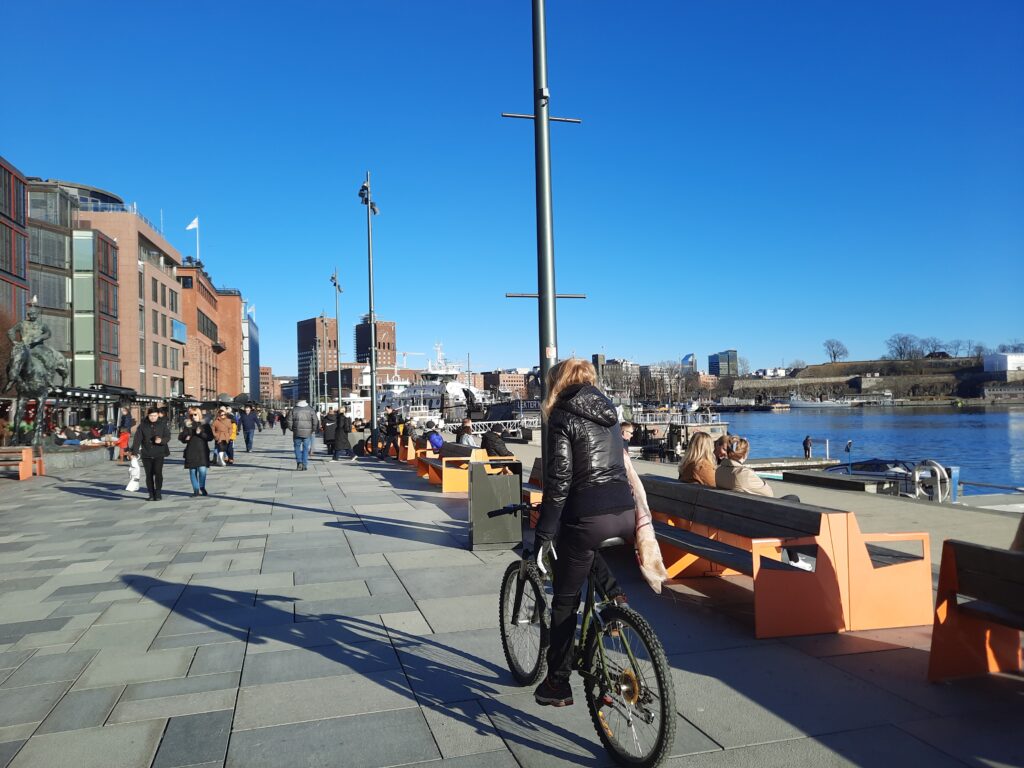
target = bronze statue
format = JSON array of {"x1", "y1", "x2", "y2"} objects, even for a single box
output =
[{"x1": 5, "y1": 299, "x2": 68, "y2": 446}]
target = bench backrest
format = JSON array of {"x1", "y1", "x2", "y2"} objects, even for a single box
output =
[
  {"x1": 642, "y1": 475, "x2": 834, "y2": 539},
  {"x1": 439, "y1": 442, "x2": 475, "y2": 460},
  {"x1": 947, "y1": 540, "x2": 1024, "y2": 613},
  {"x1": 527, "y1": 457, "x2": 543, "y2": 487}
]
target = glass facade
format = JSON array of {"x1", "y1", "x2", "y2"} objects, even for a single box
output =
[
  {"x1": 28, "y1": 189, "x2": 74, "y2": 227},
  {"x1": 30, "y1": 270, "x2": 69, "y2": 310}
]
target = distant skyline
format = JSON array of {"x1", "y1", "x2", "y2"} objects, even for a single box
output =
[{"x1": 3, "y1": 1, "x2": 1021, "y2": 374}]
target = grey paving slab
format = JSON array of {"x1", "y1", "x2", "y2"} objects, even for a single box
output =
[
  {"x1": 122, "y1": 673, "x2": 241, "y2": 704},
  {"x1": 0, "y1": 681, "x2": 70, "y2": 727},
  {"x1": 292, "y1": 563, "x2": 395, "y2": 586},
  {"x1": 240, "y1": 639, "x2": 401, "y2": 686},
  {"x1": 152, "y1": 709, "x2": 233, "y2": 768},
  {"x1": 151, "y1": 629, "x2": 249, "y2": 650},
  {"x1": 294, "y1": 593, "x2": 417, "y2": 621},
  {"x1": 189, "y1": 641, "x2": 246, "y2": 676},
  {"x1": 384, "y1": 548, "x2": 483, "y2": 570},
  {"x1": 8, "y1": 719, "x2": 165, "y2": 768},
  {"x1": 245, "y1": 616, "x2": 387, "y2": 654},
  {"x1": 92, "y1": 601, "x2": 172, "y2": 625},
  {"x1": 897, "y1": 708, "x2": 1024, "y2": 768},
  {"x1": 108, "y1": 688, "x2": 236, "y2": 723},
  {"x1": 0, "y1": 618, "x2": 70, "y2": 645},
  {"x1": 405, "y1": 751, "x2": 519, "y2": 768},
  {"x1": 416, "y1": 594, "x2": 497, "y2": 633},
  {"x1": 226, "y1": 707, "x2": 441, "y2": 768},
  {"x1": 72, "y1": 619, "x2": 165, "y2": 652},
  {"x1": 780, "y1": 631, "x2": 905, "y2": 658},
  {"x1": 74, "y1": 647, "x2": 196, "y2": 689},
  {"x1": 36, "y1": 685, "x2": 123, "y2": 734},
  {"x1": 0, "y1": 649, "x2": 95, "y2": 688},
  {"x1": 0, "y1": 651, "x2": 33, "y2": 672},
  {"x1": 422, "y1": 699, "x2": 507, "y2": 759},
  {"x1": 400, "y1": 565, "x2": 505, "y2": 601},
  {"x1": 667, "y1": 644, "x2": 933, "y2": 748},
  {"x1": 825, "y1": 647, "x2": 1024, "y2": 718},
  {"x1": 0, "y1": 741, "x2": 23, "y2": 768},
  {"x1": 662, "y1": 724, "x2": 966, "y2": 767},
  {"x1": 234, "y1": 667, "x2": 416, "y2": 730}
]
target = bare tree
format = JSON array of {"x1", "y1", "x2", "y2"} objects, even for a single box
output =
[
  {"x1": 885, "y1": 333, "x2": 921, "y2": 360},
  {"x1": 972, "y1": 343, "x2": 988, "y2": 361},
  {"x1": 789, "y1": 359, "x2": 807, "y2": 370},
  {"x1": 920, "y1": 337, "x2": 947, "y2": 355},
  {"x1": 823, "y1": 339, "x2": 849, "y2": 364},
  {"x1": 946, "y1": 339, "x2": 965, "y2": 357},
  {"x1": 997, "y1": 341, "x2": 1024, "y2": 354},
  {"x1": 737, "y1": 357, "x2": 750, "y2": 376}
]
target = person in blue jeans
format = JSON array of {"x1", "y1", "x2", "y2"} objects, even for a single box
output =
[
  {"x1": 239, "y1": 404, "x2": 262, "y2": 452},
  {"x1": 288, "y1": 399, "x2": 319, "y2": 470}
]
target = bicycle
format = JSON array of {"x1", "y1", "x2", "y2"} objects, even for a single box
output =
[{"x1": 497, "y1": 503, "x2": 676, "y2": 768}]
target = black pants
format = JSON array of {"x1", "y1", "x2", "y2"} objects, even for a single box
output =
[
  {"x1": 547, "y1": 507, "x2": 634, "y2": 683},
  {"x1": 142, "y1": 457, "x2": 164, "y2": 497},
  {"x1": 379, "y1": 434, "x2": 400, "y2": 458}
]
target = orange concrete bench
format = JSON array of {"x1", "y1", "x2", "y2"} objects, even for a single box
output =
[
  {"x1": 642, "y1": 476, "x2": 933, "y2": 639},
  {"x1": 928, "y1": 540, "x2": 1023, "y2": 682},
  {"x1": 521, "y1": 458, "x2": 544, "y2": 528},
  {"x1": 0, "y1": 446, "x2": 43, "y2": 481}
]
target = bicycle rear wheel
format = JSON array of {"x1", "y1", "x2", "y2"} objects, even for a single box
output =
[
  {"x1": 498, "y1": 560, "x2": 549, "y2": 685},
  {"x1": 583, "y1": 606, "x2": 676, "y2": 767}
]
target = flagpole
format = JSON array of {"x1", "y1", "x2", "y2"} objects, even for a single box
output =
[{"x1": 196, "y1": 220, "x2": 200, "y2": 263}]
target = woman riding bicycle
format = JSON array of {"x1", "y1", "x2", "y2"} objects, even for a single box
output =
[{"x1": 533, "y1": 358, "x2": 635, "y2": 707}]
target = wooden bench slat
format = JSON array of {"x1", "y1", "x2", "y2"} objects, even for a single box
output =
[
  {"x1": 948, "y1": 540, "x2": 1024, "y2": 613},
  {"x1": 958, "y1": 599, "x2": 1024, "y2": 632},
  {"x1": 646, "y1": 492, "x2": 814, "y2": 541},
  {"x1": 653, "y1": 522, "x2": 796, "y2": 574}
]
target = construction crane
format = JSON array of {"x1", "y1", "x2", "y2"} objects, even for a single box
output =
[{"x1": 395, "y1": 351, "x2": 426, "y2": 375}]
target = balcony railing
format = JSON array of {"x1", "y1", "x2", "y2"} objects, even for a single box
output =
[{"x1": 78, "y1": 200, "x2": 161, "y2": 234}]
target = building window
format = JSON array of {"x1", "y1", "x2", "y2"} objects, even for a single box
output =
[
  {"x1": 169, "y1": 289, "x2": 178, "y2": 312},
  {"x1": 198, "y1": 309, "x2": 218, "y2": 341},
  {"x1": 169, "y1": 346, "x2": 179, "y2": 371},
  {"x1": 160, "y1": 283, "x2": 166, "y2": 307},
  {"x1": 179, "y1": 276, "x2": 193, "y2": 289},
  {"x1": 29, "y1": 228, "x2": 70, "y2": 268},
  {"x1": 161, "y1": 344, "x2": 167, "y2": 368},
  {"x1": 161, "y1": 314, "x2": 167, "y2": 338},
  {"x1": 151, "y1": 277, "x2": 158, "y2": 301},
  {"x1": 153, "y1": 341, "x2": 159, "y2": 367},
  {"x1": 138, "y1": 274, "x2": 144, "y2": 300},
  {"x1": 152, "y1": 308, "x2": 158, "y2": 333},
  {"x1": 29, "y1": 271, "x2": 68, "y2": 309}
]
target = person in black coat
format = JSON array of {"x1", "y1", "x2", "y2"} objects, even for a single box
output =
[
  {"x1": 533, "y1": 359, "x2": 634, "y2": 707},
  {"x1": 378, "y1": 406, "x2": 401, "y2": 460},
  {"x1": 180, "y1": 406, "x2": 213, "y2": 496},
  {"x1": 322, "y1": 410, "x2": 338, "y2": 457},
  {"x1": 130, "y1": 407, "x2": 172, "y2": 501},
  {"x1": 481, "y1": 424, "x2": 514, "y2": 457},
  {"x1": 332, "y1": 409, "x2": 355, "y2": 461}
]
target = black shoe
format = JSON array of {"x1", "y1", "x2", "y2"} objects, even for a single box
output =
[
  {"x1": 297, "y1": 463, "x2": 303, "y2": 470},
  {"x1": 155, "y1": 492, "x2": 162, "y2": 501},
  {"x1": 200, "y1": 488, "x2": 208, "y2": 496},
  {"x1": 534, "y1": 676, "x2": 573, "y2": 707},
  {"x1": 192, "y1": 491, "x2": 200, "y2": 497}
]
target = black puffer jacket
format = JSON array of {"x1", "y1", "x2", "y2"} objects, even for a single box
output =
[{"x1": 537, "y1": 384, "x2": 634, "y2": 537}]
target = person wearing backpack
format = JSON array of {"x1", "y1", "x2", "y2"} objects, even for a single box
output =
[
  {"x1": 287, "y1": 400, "x2": 319, "y2": 470},
  {"x1": 424, "y1": 420, "x2": 444, "y2": 451}
]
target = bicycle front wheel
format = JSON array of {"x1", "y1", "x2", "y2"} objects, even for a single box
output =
[
  {"x1": 583, "y1": 605, "x2": 676, "y2": 767},
  {"x1": 498, "y1": 560, "x2": 549, "y2": 685}
]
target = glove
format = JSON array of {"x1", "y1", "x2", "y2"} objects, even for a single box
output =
[{"x1": 533, "y1": 533, "x2": 557, "y2": 577}]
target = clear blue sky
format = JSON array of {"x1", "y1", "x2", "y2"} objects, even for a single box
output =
[{"x1": 4, "y1": 1, "x2": 1022, "y2": 375}]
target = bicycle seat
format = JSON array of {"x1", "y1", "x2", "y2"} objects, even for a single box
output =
[{"x1": 597, "y1": 537, "x2": 625, "y2": 550}]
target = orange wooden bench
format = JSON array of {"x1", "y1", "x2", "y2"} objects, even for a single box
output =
[
  {"x1": 928, "y1": 540, "x2": 1023, "y2": 682},
  {"x1": 642, "y1": 476, "x2": 933, "y2": 639},
  {"x1": 416, "y1": 444, "x2": 518, "y2": 493},
  {"x1": 0, "y1": 446, "x2": 43, "y2": 481}
]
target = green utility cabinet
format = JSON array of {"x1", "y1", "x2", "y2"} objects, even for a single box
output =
[{"x1": 468, "y1": 460, "x2": 523, "y2": 551}]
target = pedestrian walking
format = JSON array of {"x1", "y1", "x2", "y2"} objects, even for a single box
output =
[
  {"x1": 378, "y1": 405, "x2": 401, "y2": 459},
  {"x1": 212, "y1": 409, "x2": 234, "y2": 466},
  {"x1": 287, "y1": 399, "x2": 319, "y2": 470},
  {"x1": 239, "y1": 404, "x2": 262, "y2": 453},
  {"x1": 279, "y1": 411, "x2": 288, "y2": 435},
  {"x1": 803, "y1": 435, "x2": 813, "y2": 459},
  {"x1": 117, "y1": 406, "x2": 135, "y2": 433},
  {"x1": 129, "y1": 407, "x2": 171, "y2": 501},
  {"x1": 322, "y1": 409, "x2": 337, "y2": 457},
  {"x1": 333, "y1": 408, "x2": 356, "y2": 461},
  {"x1": 180, "y1": 407, "x2": 213, "y2": 496}
]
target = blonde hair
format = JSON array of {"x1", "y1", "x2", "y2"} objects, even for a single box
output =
[
  {"x1": 680, "y1": 431, "x2": 715, "y2": 477},
  {"x1": 727, "y1": 436, "x2": 750, "y2": 461},
  {"x1": 542, "y1": 358, "x2": 598, "y2": 417}
]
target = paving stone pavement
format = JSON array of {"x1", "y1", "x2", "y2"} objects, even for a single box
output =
[{"x1": 0, "y1": 432, "x2": 1020, "y2": 767}]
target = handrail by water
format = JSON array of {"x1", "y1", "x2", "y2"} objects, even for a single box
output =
[{"x1": 959, "y1": 480, "x2": 1024, "y2": 494}]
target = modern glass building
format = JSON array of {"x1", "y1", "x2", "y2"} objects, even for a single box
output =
[
  {"x1": 27, "y1": 182, "x2": 76, "y2": 366},
  {"x1": 72, "y1": 230, "x2": 120, "y2": 385},
  {"x1": 708, "y1": 349, "x2": 739, "y2": 378}
]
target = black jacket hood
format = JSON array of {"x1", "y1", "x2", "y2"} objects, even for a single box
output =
[{"x1": 555, "y1": 384, "x2": 618, "y2": 427}]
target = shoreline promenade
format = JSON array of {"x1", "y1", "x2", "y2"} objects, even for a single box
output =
[{"x1": 0, "y1": 433, "x2": 1020, "y2": 767}]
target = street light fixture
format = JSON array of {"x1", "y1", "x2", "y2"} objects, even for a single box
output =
[{"x1": 359, "y1": 173, "x2": 380, "y2": 452}]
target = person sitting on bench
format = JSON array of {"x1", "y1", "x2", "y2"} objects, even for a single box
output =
[
  {"x1": 679, "y1": 431, "x2": 716, "y2": 486},
  {"x1": 481, "y1": 423, "x2": 514, "y2": 456},
  {"x1": 716, "y1": 437, "x2": 772, "y2": 496}
]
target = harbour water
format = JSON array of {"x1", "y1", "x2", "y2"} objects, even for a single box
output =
[{"x1": 718, "y1": 406, "x2": 1024, "y2": 493}]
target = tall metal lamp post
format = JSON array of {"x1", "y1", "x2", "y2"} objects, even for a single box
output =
[
  {"x1": 331, "y1": 269, "x2": 343, "y2": 414},
  {"x1": 358, "y1": 174, "x2": 380, "y2": 451}
]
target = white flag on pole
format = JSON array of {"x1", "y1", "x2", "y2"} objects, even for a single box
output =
[{"x1": 186, "y1": 217, "x2": 199, "y2": 231}]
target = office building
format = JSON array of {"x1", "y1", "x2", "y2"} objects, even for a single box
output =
[
  {"x1": 216, "y1": 289, "x2": 244, "y2": 397},
  {"x1": 483, "y1": 370, "x2": 527, "y2": 399},
  {"x1": 71, "y1": 229, "x2": 120, "y2": 385},
  {"x1": 0, "y1": 157, "x2": 30, "y2": 325},
  {"x1": 296, "y1": 316, "x2": 338, "y2": 402},
  {"x1": 177, "y1": 261, "x2": 225, "y2": 401},
  {"x1": 26, "y1": 181, "x2": 76, "y2": 369},
  {"x1": 259, "y1": 366, "x2": 274, "y2": 402},
  {"x1": 708, "y1": 349, "x2": 738, "y2": 378},
  {"x1": 73, "y1": 182, "x2": 185, "y2": 397},
  {"x1": 241, "y1": 303, "x2": 259, "y2": 398},
  {"x1": 354, "y1": 314, "x2": 396, "y2": 368}
]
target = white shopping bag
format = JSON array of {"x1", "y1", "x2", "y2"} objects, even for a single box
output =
[{"x1": 126, "y1": 456, "x2": 141, "y2": 492}]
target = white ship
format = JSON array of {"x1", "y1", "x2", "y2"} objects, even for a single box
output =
[
  {"x1": 788, "y1": 394, "x2": 853, "y2": 409},
  {"x1": 378, "y1": 343, "x2": 493, "y2": 425}
]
